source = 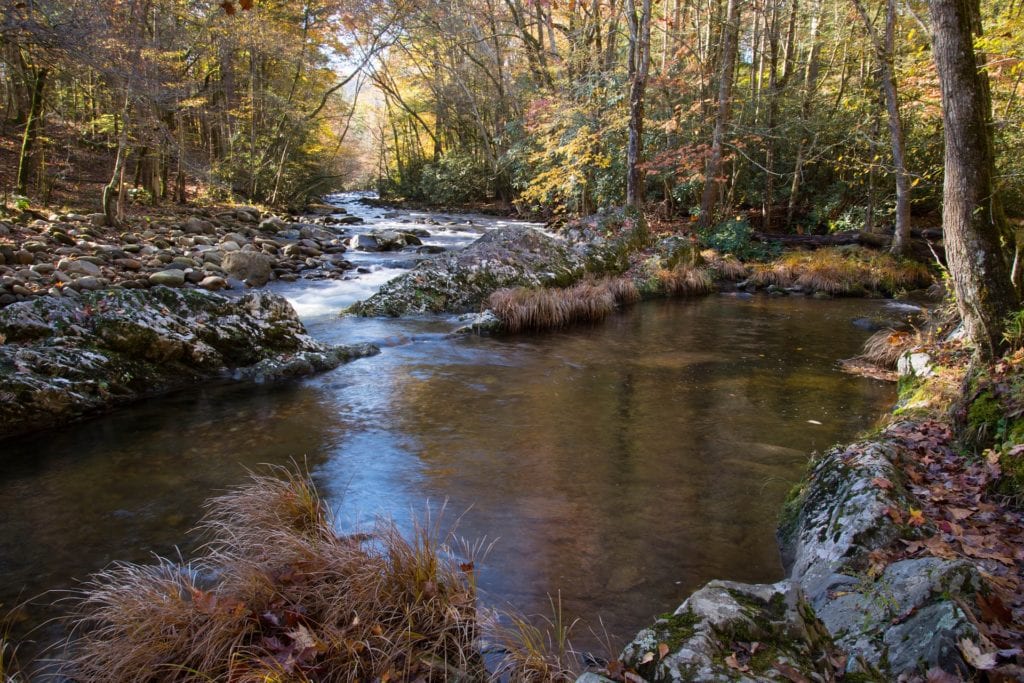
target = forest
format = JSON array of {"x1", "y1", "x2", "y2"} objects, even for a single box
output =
[
  {"x1": 3, "y1": 0, "x2": 1021, "y2": 224},
  {"x1": 3, "y1": 0, "x2": 1024, "y2": 681}
]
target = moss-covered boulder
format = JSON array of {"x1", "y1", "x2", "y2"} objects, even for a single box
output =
[
  {"x1": 346, "y1": 226, "x2": 588, "y2": 317},
  {"x1": 0, "y1": 287, "x2": 377, "y2": 438}
]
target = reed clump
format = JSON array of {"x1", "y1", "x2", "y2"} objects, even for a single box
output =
[
  {"x1": 700, "y1": 249, "x2": 748, "y2": 281},
  {"x1": 748, "y1": 248, "x2": 932, "y2": 295},
  {"x1": 62, "y1": 467, "x2": 485, "y2": 683},
  {"x1": 859, "y1": 328, "x2": 914, "y2": 369},
  {"x1": 488, "y1": 276, "x2": 638, "y2": 333},
  {"x1": 656, "y1": 263, "x2": 715, "y2": 297}
]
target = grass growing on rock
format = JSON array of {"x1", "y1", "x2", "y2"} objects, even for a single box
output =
[
  {"x1": 487, "y1": 276, "x2": 638, "y2": 333},
  {"x1": 61, "y1": 467, "x2": 488, "y2": 682},
  {"x1": 748, "y1": 247, "x2": 932, "y2": 296}
]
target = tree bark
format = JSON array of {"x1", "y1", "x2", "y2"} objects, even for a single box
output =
[
  {"x1": 16, "y1": 67, "x2": 47, "y2": 195},
  {"x1": 929, "y1": 0, "x2": 1018, "y2": 358},
  {"x1": 699, "y1": 0, "x2": 742, "y2": 229},
  {"x1": 852, "y1": 0, "x2": 911, "y2": 255},
  {"x1": 625, "y1": 0, "x2": 652, "y2": 207}
]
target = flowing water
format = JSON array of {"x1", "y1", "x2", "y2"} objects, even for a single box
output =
[{"x1": 0, "y1": 194, "x2": 900, "y2": 662}]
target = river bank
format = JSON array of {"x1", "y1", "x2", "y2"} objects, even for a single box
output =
[{"x1": 587, "y1": 329, "x2": 1024, "y2": 681}]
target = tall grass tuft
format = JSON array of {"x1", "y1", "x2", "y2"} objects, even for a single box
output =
[
  {"x1": 701, "y1": 249, "x2": 748, "y2": 280},
  {"x1": 490, "y1": 594, "x2": 581, "y2": 682},
  {"x1": 859, "y1": 329, "x2": 914, "y2": 369},
  {"x1": 62, "y1": 466, "x2": 485, "y2": 683},
  {"x1": 747, "y1": 248, "x2": 933, "y2": 295},
  {"x1": 488, "y1": 276, "x2": 638, "y2": 333},
  {"x1": 657, "y1": 263, "x2": 715, "y2": 296}
]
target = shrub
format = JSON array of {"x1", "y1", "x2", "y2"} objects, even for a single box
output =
[{"x1": 699, "y1": 218, "x2": 779, "y2": 261}]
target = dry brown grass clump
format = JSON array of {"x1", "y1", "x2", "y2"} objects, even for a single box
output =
[
  {"x1": 747, "y1": 248, "x2": 933, "y2": 295},
  {"x1": 62, "y1": 467, "x2": 485, "y2": 683},
  {"x1": 656, "y1": 263, "x2": 715, "y2": 296},
  {"x1": 859, "y1": 328, "x2": 915, "y2": 369},
  {"x1": 490, "y1": 596, "x2": 581, "y2": 683},
  {"x1": 488, "y1": 276, "x2": 638, "y2": 333},
  {"x1": 700, "y1": 249, "x2": 748, "y2": 280}
]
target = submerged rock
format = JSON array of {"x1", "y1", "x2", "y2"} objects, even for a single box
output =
[
  {"x1": 347, "y1": 226, "x2": 586, "y2": 316},
  {"x1": 0, "y1": 287, "x2": 378, "y2": 438}
]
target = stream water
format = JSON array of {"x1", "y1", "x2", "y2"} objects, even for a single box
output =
[{"x1": 0, "y1": 194, "x2": 899, "y2": 663}]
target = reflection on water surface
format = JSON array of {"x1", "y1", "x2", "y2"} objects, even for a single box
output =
[{"x1": 0, "y1": 294, "x2": 895, "y2": 656}]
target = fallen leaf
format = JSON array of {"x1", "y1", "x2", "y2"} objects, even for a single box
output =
[
  {"x1": 958, "y1": 638, "x2": 997, "y2": 670},
  {"x1": 220, "y1": 0, "x2": 236, "y2": 14},
  {"x1": 948, "y1": 507, "x2": 975, "y2": 521},
  {"x1": 658, "y1": 643, "x2": 670, "y2": 659},
  {"x1": 908, "y1": 508, "x2": 926, "y2": 526},
  {"x1": 772, "y1": 660, "x2": 810, "y2": 683},
  {"x1": 639, "y1": 651, "x2": 655, "y2": 664},
  {"x1": 724, "y1": 653, "x2": 749, "y2": 672},
  {"x1": 807, "y1": 419, "x2": 822, "y2": 425},
  {"x1": 871, "y1": 476, "x2": 894, "y2": 490},
  {"x1": 885, "y1": 506, "x2": 904, "y2": 524},
  {"x1": 977, "y1": 594, "x2": 1012, "y2": 624},
  {"x1": 925, "y1": 666, "x2": 961, "y2": 682}
]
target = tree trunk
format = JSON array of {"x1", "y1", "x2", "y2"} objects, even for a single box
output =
[
  {"x1": 699, "y1": 0, "x2": 742, "y2": 229},
  {"x1": 929, "y1": 0, "x2": 1018, "y2": 359},
  {"x1": 625, "y1": 0, "x2": 652, "y2": 207},
  {"x1": 852, "y1": 0, "x2": 911, "y2": 255},
  {"x1": 16, "y1": 68, "x2": 47, "y2": 195}
]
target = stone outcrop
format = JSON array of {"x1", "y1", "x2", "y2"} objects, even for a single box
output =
[
  {"x1": 0, "y1": 287, "x2": 377, "y2": 438},
  {"x1": 346, "y1": 226, "x2": 588, "y2": 316},
  {"x1": 612, "y1": 425, "x2": 983, "y2": 682}
]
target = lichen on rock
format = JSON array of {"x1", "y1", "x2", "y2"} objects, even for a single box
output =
[
  {"x1": 345, "y1": 226, "x2": 588, "y2": 317},
  {"x1": 0, "y1": 287, "x2": 377, "y2": 438}
]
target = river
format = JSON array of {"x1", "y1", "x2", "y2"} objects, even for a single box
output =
[{"x1": 0, "y1": 194, "x2": 899, "y2": 664}]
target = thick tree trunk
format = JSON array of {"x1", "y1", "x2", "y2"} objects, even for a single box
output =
[
  {"x1": 929, "y1": 0, "x2": 1018, "y2": 358},
  {"x1": 699, "y1": 0, "x2": 741, "y2": 229},
  {"x1": 625, "y1": 0, "x2": 652, "y2": 207},
  {"x1": 16, "y1": 68, "x2": 47, "y2": 195}
]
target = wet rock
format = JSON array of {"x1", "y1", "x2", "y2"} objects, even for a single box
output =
[
  {"x1": 335, "y1": 215, "x2": 364, "y2": 225},
  {"x1": 348, "y1": 226, "x2": 586, "y2": 316},
  {"x1": 149, "y1": 270, "x2": 186, "y2": 287},
  {"x1": 0, "y1": 288, "x2": 378, "y2": 438},
  {"x1": 347, "y1": 234, "x2": 380, "y2": 251},
  {"x1": 222, "y1": 251, "x2": 272, "y2": 287}
]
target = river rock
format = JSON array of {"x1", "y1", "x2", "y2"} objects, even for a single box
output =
[
  {"x1": 199, "y1": 276, "x2": 228, "y2": 291},
  {"x1": 58, "y1": 258, "x2": 101, "y2": 276},
  {"x1": 613, "y1": 424, "x2": 985, "y2": 683},
  {"x1": 348, "y1": 226, "x2": 587, "y2": 316},
  {"x1": 222, "y1": 251, "x2": 272, "y2": 286},
  {"x1": 0, "y1": 288, "x2": 379, "y2": 438},
  {"x1": 149, "y1": 270, "x2": 186, "y2": 287}
]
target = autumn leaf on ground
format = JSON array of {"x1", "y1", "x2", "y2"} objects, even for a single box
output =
[
  {"x1": 908, "y1": 508, "x2": 926, "y2": 526},
  {"x1": 948, "y1": 507, "x2": 975, "y2": 521},
  {"x1": 772, "y1": 661, "x2": 810, "y2": 683},
  {"x1": 958, "y1": 638, "x2": 997, "y2": 670},
  {"x1": 977, "y1": 594, "x2": 1013, "y2": 624},
  {"x1": 724, "y1": 653, "x2": 749, "y2": 672},
  {"x1": 220, "y1": 0, "x2": 236, "y2": 15},
  {"x1": 871, "y1": 476, "x2": 894, "y2": 490},
  {"x1": 658, "y1": 643, "x2": 670, "y2": 659},
  {"x1": 239, "y1": 0, "x2": 253, "y2": 8}
]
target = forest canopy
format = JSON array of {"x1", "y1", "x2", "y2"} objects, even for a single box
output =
[{"x1": 1, "y1": 0, "x2": 1022, "y2": 232}]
